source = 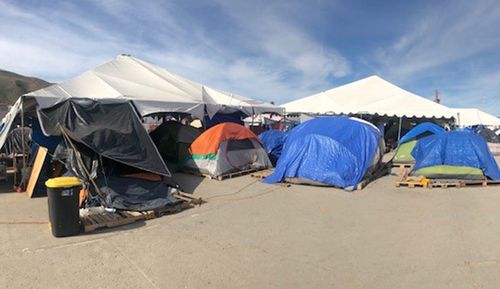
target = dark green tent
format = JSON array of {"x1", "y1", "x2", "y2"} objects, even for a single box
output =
[{"x1": 149, "y1": 121, "x2": 202, "y2": 165}]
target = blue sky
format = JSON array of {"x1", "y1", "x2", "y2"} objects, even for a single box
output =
[{"x1": 0, "y1": 0, "x2": 499, "y2": 115}]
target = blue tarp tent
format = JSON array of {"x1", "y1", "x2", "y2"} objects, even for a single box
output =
[
  {"x1": 264, "y1": 117, "x2": 382, "y2": 189},
  {"x1": 412, "y1": 132, "x2": 500, "y2": 180},
  {"x1": 258, "y1": 130, "x2": 287, "y2": 165},
  {"x1": 398, "y1": 122, "x2": 444, "y2": 145}
]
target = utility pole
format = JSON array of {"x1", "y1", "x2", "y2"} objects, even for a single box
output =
[{"x1": 434, "y1": 89, "x2": 440, "y2": 104}]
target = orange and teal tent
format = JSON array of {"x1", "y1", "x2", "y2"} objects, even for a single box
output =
[{"x1": 184, "y1": 123, "x2": 272, "y2": 177}]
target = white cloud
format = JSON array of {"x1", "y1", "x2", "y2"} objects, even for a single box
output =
[
  {"x1": 0, "y1": 1, "x2": 128, "y2": 80},
  {"x1": 377, "y1": 0, "x2": 500, "y2": 79},
  {"x1": 0, "y1": 0, "x2": 350, "y2": 103},
  {"x1": 375, "y1": 0, "x2": 500, "y2": 115}
]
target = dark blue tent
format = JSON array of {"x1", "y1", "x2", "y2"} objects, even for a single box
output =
[
  {"x1": 412, "y1": 132, "x2": 500, "y2": 180},
  {"x1": 264, "y1": 117, "x2": 382, "y2": 189},
  {"x1": 258, "y1": 130, "x2": 287, "y2": 165},
  {"x1": 204, "y1": 112, "x2": 243, "y2": 128},
  {"x1": 398, "y1": 122, "x2": 444, "y2": 145},
  {"x1": 31, "y1": 120, "x2": 62, "y2": 153}
]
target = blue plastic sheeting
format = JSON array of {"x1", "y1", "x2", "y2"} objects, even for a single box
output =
[
  {"x1": 398, "y1": 122, "x2": 444, "y2": 145},
  {"x1": 453, "y1": 127, "x2": 473, "y2": 133},
  {"x1": 412, "y1": 132, "x2": 500, "y2": 180},
  {"x1": 204, "y1": 112, "x2": 243, "y2": 128},
  {"x1": 31, "y1": 121, "x2": 62, "y2": 153},
  {"x1": 264, "y1": 116, "x2": 381, "y2": 189},
  {"x1": 258, "y1": 130, "x2": 287, "y2": 165}
]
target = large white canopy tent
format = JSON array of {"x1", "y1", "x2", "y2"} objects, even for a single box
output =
[
  {"x1": 0, "y1": 54, "x2": 283, "y2": 150},
  {"x1": 24, "y1": 54, "x2": 282, "y2": 118},
  {"x1": 283, "y1": 75, "x2": 455, "y2": 119},
  {"x1": 452, "y1": 108, "x2": 500, "y2": 127}
]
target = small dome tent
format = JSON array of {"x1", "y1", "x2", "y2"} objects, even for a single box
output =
[
  {"x1": 394, "y1": 122, "x2": 445, "y2": 163},
  {"x1": 411, "y1": 132, "x2": 500, "y2": 180},
  {"x1": 264, "y1": 117, "x2": 384, "y2": 190},
  {"x1": 149, "y1": 121, "x2": 202, "y2": 165},
  {"x1": 258, "y1": 130, "x2": 287, "y2": 166},
  {"x1": 183, "y1": 123, "x2": 272, "y2": 177}
]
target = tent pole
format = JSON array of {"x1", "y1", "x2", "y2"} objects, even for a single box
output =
[
  {"x1": 251, "y1": 109, "x2": 255, "y2": 129},
  {"x1": 60, "y1": 127, "x2": 105, "y2": 200},
  {"x1": 283, "y1": 108, "x2": 287, "y2": 131},
  {"x1": 20, "y1": 98, "x2": 26, "y2": 180},
  {"x1": 397, "y1": 116, "x2": 402, "y2": 142}
]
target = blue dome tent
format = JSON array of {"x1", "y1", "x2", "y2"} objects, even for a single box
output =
[
  {"x1": 264, "y1": 117, "x2": 384, "y2": 190},
  {"x1": 397, "y1": 122, "x2": 445, "y2": 145},
  {"x1": 393, "y1": 122, "x2": 445, "y2": 164},
  {"x1": 411, "y1": 132, "x2": 500, "y2": 180}
]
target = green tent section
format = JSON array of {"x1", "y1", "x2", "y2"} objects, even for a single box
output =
[
  {"x1": 413, "y1": 165, "x2": 485, "y2": 180},
  {"x1": 393, "y1": 122, "x2": 445, "y2": 164},
  {"x1": 149, "y1": 121, "x2": 202, "y2": 167},
  {"x1": 393, "y1": 140, "x2": 416, "y2": 163}
]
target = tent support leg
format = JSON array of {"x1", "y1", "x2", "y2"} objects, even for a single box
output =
[
  {"x1": 20, "y1": 99, "x2": 26, "y2": 183},
  {"x1": 283, "y1": 108, "x2": 287, "y2": 131},
  {"x1": 397, "y1": 117, "x2": 402, "y2": 142}
]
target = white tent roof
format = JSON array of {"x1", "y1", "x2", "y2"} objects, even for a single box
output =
[
  {"x1": 24, "y1": 54, "x2": 282, "y2": 119},
  {"x1": 452, "y1": 108, "x2": 500, "y2": 127},
  {"x1": 283, "y1": 75, "x2": 455, "y2": 119}
]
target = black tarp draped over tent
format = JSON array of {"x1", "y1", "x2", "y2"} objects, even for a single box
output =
[
  {"x1": 37, "y1": 98, "x2": 172, "y2": 178},
  {"x1": 37, "y1": 98, "x2": 178, "y2": 211}
]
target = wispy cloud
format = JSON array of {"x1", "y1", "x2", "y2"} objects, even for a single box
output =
[
  {"x1": 0, "y1": 0, "x2": 498, "y2": 114},
  {"x1": 374, "y1": 0, "x2": 500, "y2": 114},
  {"x1": 0, "y1": 0, "x2": 351, "y2": 104},
  {"x1": 0, "y1": 1, "x2": 127, "y2": 79},
  {"x1": 376, "y1": 0, "x2": 500, "y2": 79}
]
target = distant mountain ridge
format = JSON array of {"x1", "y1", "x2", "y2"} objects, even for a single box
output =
[{"x1": 0, "y1": 69, "x2": 51, "y2": 105}]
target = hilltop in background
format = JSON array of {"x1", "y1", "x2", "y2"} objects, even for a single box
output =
[{"x1": 0, "y1": 70, "x2": 51, "y2": 105}]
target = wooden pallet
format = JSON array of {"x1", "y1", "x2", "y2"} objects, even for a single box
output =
[
  {"x1": 437, "y1": 179, "x2": 500, "y2": 188},
  {"x1": 250, "y1": 169, "x2": 274, "y2": 179},
  {"x1": 396, "y1": 181, "x2": 427, "y2": 188},
  {"x1": 392, "y1": 163, "x2": 414, "y2": 169},
  {"x1": 428, "y1": 180, "x2": 463, "y2": 189},
  {"x1": 81, "y1": 210, "x2": 155, "y2": 233},
  {"x1": 81, "y1": 192, "x2": 202, "y2": 233},
  {"x1": 396, "y1": 178, "x2": 500, "y2": 189},
  {"x1": 171, "y1": 191, "x2": 204, "y2": 206},
  {"x1": 184, "y1": 168, "x2": 264, "y2": 181},
  {"x1": 395, "y1": 175, "x2": 429, "y2": 188}
]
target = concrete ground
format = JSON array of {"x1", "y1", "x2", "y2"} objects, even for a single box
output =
[{"x1": 1, "y1": 159, "x2": 500, "y2": 289}]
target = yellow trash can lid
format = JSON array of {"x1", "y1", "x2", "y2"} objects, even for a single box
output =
[{"x1": 45, "y1": 177, "x2": 82, "y2": 188}]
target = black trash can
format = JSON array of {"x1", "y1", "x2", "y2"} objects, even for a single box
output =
[{"x1": 45, "y1": 177, "x2": 82, "y2": 237}]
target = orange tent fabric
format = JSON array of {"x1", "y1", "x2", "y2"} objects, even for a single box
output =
[{"x1": 189, "y1": 123, "x2": 258, "y2": 155}]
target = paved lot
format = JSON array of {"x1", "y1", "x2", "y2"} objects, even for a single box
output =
[{"x1": 1, "y1": 161, "x2": 500, "y2": 289}]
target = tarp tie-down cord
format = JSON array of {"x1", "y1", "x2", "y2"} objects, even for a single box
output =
[
  {"x1": 60, "y1": 126, "x2": 106, "y2": 203},
  {"x1": 97, "y1": 154, "x2": 111, "y2": 206}
]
